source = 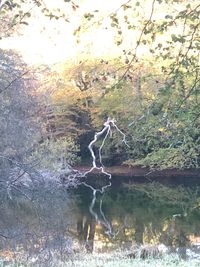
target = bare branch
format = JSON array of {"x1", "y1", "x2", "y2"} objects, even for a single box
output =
[
  {"x1": 78, "y1": 118, "x2": 129, "y2": 237},
  {"x1": 0, "y1": 70, "x2": 29, "y2": 93},
  {"x1": 112, "y1": 0, "x2": 156, "y2": 87}
]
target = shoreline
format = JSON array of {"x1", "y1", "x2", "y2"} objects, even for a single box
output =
[
  {"x1": 76, "y1": 165, "x2": 200, "y2": 178},
  {"x1": 75, "y1": 165, "x2": 200, "y2": 186}
]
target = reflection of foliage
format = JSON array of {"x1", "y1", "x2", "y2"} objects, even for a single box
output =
[
  {"x1": 124, "y1": 182, "x2": 199, "y2": 210},
  {"x1": 76, "y1": 183, "x2": 200, "y2": 252},
  {"x1": 0, "y1": 187, "x2": 77, "y2": 264},
  {"x1": 1, "y1": 183, "x2": 200, "y2": 264}
]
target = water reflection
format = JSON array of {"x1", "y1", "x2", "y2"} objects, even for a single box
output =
[
  {"x1": 0, "y1": 179, "x2": 200, "y2": 263},
  {"x1": 75, "y1": 181, "x2": 200, "y2": 257}
]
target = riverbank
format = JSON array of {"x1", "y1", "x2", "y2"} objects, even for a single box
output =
[
  {"x1": 76, "y1": 165, "x2": 200, "y2": 178},
  {"x1": 76, "y1": 165, "x2": 200, "y2": 186}
]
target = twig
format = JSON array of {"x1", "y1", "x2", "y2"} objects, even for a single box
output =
[
  {"x1": 0, "y1": 71, "x2": 29, "y2": 94},
  {"x1": 111, "y1": 0, "x2": 156, "y2": 88}
]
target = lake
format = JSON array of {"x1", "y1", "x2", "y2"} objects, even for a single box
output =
[{"x1": 1, "y1": 174, "x2": 200, "y2": 264}]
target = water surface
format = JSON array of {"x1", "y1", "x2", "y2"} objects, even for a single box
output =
[{"x1": 1, "y1": 176, "x2": 200, "y2": 263}]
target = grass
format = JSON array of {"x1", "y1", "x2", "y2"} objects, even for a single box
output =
[
  {"x1": 1, "y1": 252, "x2": 199, "y2": 267},
  {"x1": 64, "y1": 253, "x2": 200, "y2": 267}
]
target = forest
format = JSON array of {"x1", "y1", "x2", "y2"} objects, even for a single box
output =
[
  {"x1": 0, "y1": 0, "x2": 200, "y2": 266},
  {"x1": 1, "y1": 0, "x2": 200, "y2": 175}
]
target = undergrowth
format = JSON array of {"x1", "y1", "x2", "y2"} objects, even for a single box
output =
[{"x1": 1, "y1": 253, "x2": 200, "y2": 267}]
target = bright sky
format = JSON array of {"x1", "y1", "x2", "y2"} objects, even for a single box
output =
[
  {"x1": 0, "y1": 0, "x2": 184, "y2": 66},
  {"x1": 0, "y1": 0, "x2": 128, "y2": 65}
]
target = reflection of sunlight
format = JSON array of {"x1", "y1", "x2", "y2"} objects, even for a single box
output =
[
  {"x1": 189, "y1": 235, "x2": 200, "y2": 245},
  {"x1": 94, "y1": 224, "x2": 113, "y2": 252}
]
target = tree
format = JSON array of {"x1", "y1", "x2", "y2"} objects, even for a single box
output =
[
  {"x1": 0, "y1": 49, "x2": 43, "y2": 198},
  {"x1": 0, "y1": 0, "x2": 77, "y2": 39},
  {"x1": 71, "y1": 0, "x2": 200, "y2": 169}
]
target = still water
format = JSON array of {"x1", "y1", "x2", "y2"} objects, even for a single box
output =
[{"x1": 1, "y1": 176, "x2": 200, "y2": 262}]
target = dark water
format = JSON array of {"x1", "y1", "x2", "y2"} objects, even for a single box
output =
[{"x1": 1, "y1": 176, "x2": 200, "y2": 263}]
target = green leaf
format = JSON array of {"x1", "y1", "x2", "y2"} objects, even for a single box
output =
[
  {"x1": 111, "y1": 23, "x2": 117, "y2": 27},
  {"x1": 171, "y1": 34, "x2": 177, "y2": 42},
  {"x1": 25, "y1": 12, "x2": 31, "y2": 18},
  {"x1": 165, "y1": 15, "x2": 173, "y2": 19},
  {"x1": 116, "y1": 40, "x2": 122, "y2": 46},
  {"x1": 20, "y1": 21, "x2": 29, "y2": 25}
]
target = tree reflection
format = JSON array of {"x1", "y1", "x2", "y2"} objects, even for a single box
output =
[
  {"x1": 75, "y1": 181, "x2": 200, "y2": 255},
  {"x1": 0, "y1": 181, "x2": 200, "y2": 262},
  {"x1": 77, "y1": 215, "x2": 96, "y2": 252}
]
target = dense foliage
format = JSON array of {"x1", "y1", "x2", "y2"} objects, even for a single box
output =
[
  {"x1": 0, "y1": 0, "x2": 199, "y2": 176},
  {"x1": 67, "y1": 0, "x2": 200, "y2": 170},
  {"x1": 1, "y1": 2, "x2": 200, "y2": 264}
]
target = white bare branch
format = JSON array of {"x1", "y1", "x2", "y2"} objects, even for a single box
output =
[
  {"x1": 60, "y1": 118, "x2": 128, "y2": 237},
  {"x1": 78, "y1": 118, "x2": 129, "y2": 237}
]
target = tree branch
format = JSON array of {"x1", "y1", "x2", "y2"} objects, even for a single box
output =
[{"x1": 0, "y1": 71, "x2": 29, "y2": 94}]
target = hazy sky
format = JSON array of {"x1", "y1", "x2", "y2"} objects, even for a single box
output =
[
  {"x1": 0, "y1": 0, "x2": 183, "y2": 66},
  {"x1": 0, "y1": 0, "x2": 128, "y2": 65}
]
